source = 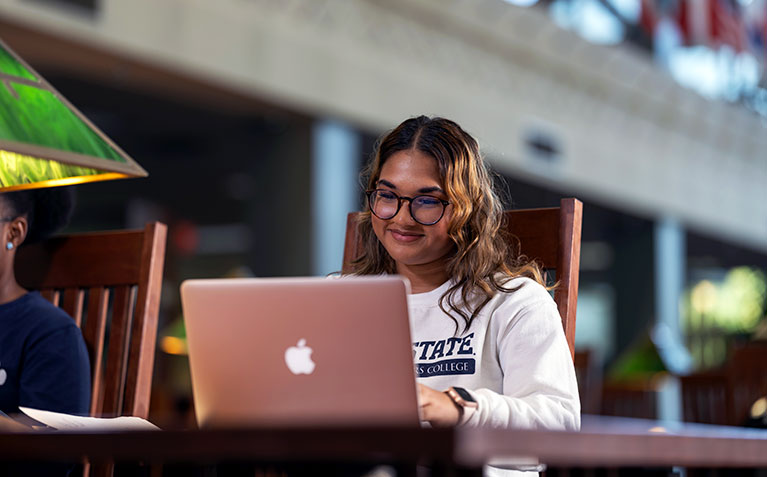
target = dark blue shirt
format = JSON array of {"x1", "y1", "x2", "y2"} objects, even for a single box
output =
[{"x1": 0, "y1": 291, "x2": 90, "y2": 415}]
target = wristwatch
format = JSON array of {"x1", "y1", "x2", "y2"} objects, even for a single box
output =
[{"x1": 445, "y1": 386, "x2": 478, "y2": 425}]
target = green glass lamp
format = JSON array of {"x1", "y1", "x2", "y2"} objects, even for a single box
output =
[{"x1": 0, "y1": 37, "x2": 146, "y2": 191}]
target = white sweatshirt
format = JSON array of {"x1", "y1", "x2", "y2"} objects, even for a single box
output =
[{"x1": 408, "y1": 276, "x2": 580, "y2": 431}]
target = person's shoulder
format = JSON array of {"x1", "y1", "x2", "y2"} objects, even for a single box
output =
[
  {"x1": 495, "y1": 275, "x2": 555, "y2": 308},
  {"x1": 20, "y1": 292, "x2": 79, "y2": 332},
  {"x1": 487, "y1": 276, "x2": 560, "y2": 333}
]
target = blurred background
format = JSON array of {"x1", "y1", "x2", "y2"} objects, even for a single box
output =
[{"x1": 1, "y1": 0, "x2": 765, "y2": 428}]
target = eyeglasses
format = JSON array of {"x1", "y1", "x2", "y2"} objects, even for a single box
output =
[{"x1": 367, "y1": 189, "x2": 450, "y2": 226}]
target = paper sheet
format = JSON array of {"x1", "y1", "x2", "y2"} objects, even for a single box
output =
[{"x1": 20, "y1": 407, "x2": 160, "y2": 431}]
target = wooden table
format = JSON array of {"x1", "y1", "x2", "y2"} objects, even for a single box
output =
[
  {"x1": 1, "y1": 417, "x2": 766, "y2": 472},
  {"x1": 458, "y1": 416, "x2": 767, "y2": 469}
]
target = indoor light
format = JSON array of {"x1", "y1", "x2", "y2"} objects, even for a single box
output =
[{"x1": 0, "y1": 37, "x2": 146, "y2": 191}]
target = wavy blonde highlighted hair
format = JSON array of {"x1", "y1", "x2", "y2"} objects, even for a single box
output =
[{"x1": 349, "y1": 116, "x2": 547, "y2": 333}]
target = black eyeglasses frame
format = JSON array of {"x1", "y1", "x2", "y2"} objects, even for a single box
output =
[{"x1": 366, "y1": 189, "x2": 450, "y2": 226}]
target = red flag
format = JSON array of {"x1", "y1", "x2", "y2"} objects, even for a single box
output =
[
  {"x1": 640, "y1": 0, "x2": 660, "y2": 33},
  {"x1": 710, "y1": 0, "x2": 748, "y2": 52},
  {"x1": 677, "y1": 0, "x2": 712, "y2": 46},
  {"x1": 671, "y1": 0, "x2": 748, "y2": 51}
]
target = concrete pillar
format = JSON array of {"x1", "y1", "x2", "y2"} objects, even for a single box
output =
[
  {"x1": 311, "y1": 119, "x2": 360, "y2": 276},
  {"x1": 654, "y1": 216, "x2": 690, "y2": 422}
]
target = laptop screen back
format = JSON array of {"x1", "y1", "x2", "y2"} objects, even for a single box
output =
[{"x1": 181, "y1": 276, "x2": 419, "y2": 427}]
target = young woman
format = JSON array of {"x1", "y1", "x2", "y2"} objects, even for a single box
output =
[
  {"x1": 349, "y1": 116, "x2": 580, "y2": 430},
  {"x1": 0, "y1": 188, "x2": 90, "y2": 416}
]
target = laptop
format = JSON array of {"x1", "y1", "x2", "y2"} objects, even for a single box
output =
[{"x1": 181, "y1": 276, "x2": 419, "y2": 428}]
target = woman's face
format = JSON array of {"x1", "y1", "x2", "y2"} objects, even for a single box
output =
[{"x1": 371, "y1": 149, "x2": 454, "y2": 272}]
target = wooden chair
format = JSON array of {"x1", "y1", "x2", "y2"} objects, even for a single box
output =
[
  {"x1": 600, "y1": 380, "x2": 659, "y2": 419},
  {"x1": 342, "y1": 198, "x2": 583, "y2": 359},
  {"x1": 574, "y1": 348, "x2": 603, "y2": 415},
  {"x1": 680, "y1": 370, "x2": 729, "y2": 425},
  {"x1": 682, "y1": 342, "x2": 767, "y2": 426},
  {"x1": 14, "y1": 222, "x2": 167, "y2": 420},
  {"x1": 728, "y1": 342, "x2": 767, "y2": 425}
]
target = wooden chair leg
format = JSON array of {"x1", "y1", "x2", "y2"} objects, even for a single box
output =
[{"x1": 89, "y1": 461, "x2": 114, "y2": 477}]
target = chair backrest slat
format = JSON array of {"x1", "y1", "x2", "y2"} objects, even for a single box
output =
[
  {"x1": 61, "y1": 288, "x2": 85, "y2": 327},
  {"x1": 123, "y1": 226, "x2": 165, "y2": 418},
  {"x1": 680, "y1": 372, "x2": 729, "y2": 425},
  {"x1": 102, "y1": 285, "x2": 136, "y2": 416},
  {"x1": 728, "y1": 343, "x2": 767, "y2": 425},
  {"x1": 343, "y1": 212, "x2": 364, "y2": 274},
  {"x1": 15, "y1": 222, "x2": 167, "y2": 424},
  {"x1": 40, "y1": 289, "x2": 60, "y2": 307},
  {"x1": 681, "y1": 343, "x2": 767, "y2": 426},
  {"x1": 342, "y1": 199, "x2": 582, "y2": 359},
  {"x1": 82, "y1": 286, "x2": 110, "y2": 416},
  {"x1": 556, "y1": 199, "x2": 582, "y2": 353},
  {"x1": 504, "y1": 207, "x2": 560, "y2": 268}
]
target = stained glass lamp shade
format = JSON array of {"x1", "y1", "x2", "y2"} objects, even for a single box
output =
[{"x1": 0, "y1": 37, "x2": 146, "y2": 191}]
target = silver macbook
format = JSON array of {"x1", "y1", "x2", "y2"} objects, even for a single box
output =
[{"x1": 181, "y1": 276, "x2": 419, "y2": 428}]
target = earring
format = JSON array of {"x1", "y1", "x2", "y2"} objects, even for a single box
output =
[{"x1": 5, "y1": 242, "x2": 13, "y2": 250}]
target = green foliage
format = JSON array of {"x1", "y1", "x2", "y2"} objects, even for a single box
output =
[
  {"x1": 683, "y1": 267, "x2": 767, "y2": 334},
  {"x1": 682, "y1": 266, "x2": 767, "y2": 369},
  {"x1": 0, "y1": 44, "x2": 35, "y2": 80},
  {"x1": 0, "y1": 150, "x2": 102, "y2": 187},
  {"x1": 0, "y1": 81, "x2": 125, "y2": 162}
]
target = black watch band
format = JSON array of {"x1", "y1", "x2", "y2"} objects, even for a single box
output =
[{"x1": 445, "y1": 386, "x2": 478, "y2": 425}]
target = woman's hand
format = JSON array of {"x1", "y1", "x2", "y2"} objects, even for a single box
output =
[{"x1": 418, "y1": 383, "x2": 460, "y2": 427}]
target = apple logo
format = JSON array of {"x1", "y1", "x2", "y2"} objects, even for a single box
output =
[
  {"x1": 0, "y1": 362, "x2": 6, "y2": 386},
  {"x1": 284, "y1": 339, "x2": 315, "y2": 375}
]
